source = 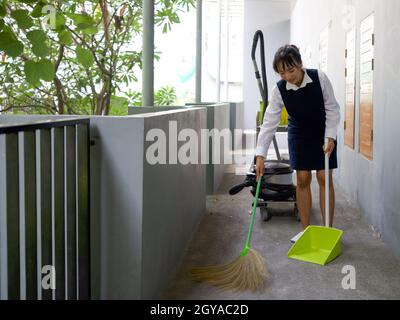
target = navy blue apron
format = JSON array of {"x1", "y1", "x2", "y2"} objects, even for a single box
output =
[{"x1": 277, "y1": 69, "x2": 338, "y2": 171}]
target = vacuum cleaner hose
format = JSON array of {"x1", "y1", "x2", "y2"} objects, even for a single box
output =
[{"x1": 251, "y1": 30, "x2": 268, "y2": 113}]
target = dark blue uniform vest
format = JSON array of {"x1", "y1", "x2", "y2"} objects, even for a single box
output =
[{"x1": 276, "y1": 69, "x2": 338, "y2": 171}]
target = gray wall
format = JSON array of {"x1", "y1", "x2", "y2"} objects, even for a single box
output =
[
  {"x1": 243, "y1": 0, "x2": 291, "y2": 130},
  {"x1": 209, "y1": 103, "x2": 230, "y2": 193},
  {"x1": 291, "y1": 0, "x2": 400, "y2": 256},
  {"x1": 89, "y1": 116, "x2": 145, "y2": 299},
  {"x1": 130, "y1": 103, "x2": 232, "y2": 195},
  {"x1": 0, "y1": 110, "x2": 208, "y2": 299},
  {"x1": 90, "y1": 111, "x2": 208, "y2": 299},
  {"x1": 141, "y1": 110, "x2": 206, "y2": 299}
]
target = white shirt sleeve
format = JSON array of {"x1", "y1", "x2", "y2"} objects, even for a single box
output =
[
  {"x1": 318, "y1": 70, "x2": 341, "y2": 140},
  {"x1": 255, "y1": 85, "x2": 284, "y2": 158}
]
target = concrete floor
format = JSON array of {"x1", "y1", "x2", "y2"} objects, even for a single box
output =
[{"x1": 162, "y1": 165, "x2": 400, "y2": 300}]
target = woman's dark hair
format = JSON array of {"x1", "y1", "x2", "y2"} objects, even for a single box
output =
[{"x1": 273, "y1": 45, "x2": 303, "y2": 73}]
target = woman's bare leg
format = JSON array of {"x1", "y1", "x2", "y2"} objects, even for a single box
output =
[{"x1": 296, "y1": 171, "x2": 312, "y2": 230}]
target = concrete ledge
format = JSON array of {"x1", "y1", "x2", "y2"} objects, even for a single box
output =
[{"x1": 129, "y1": 104, "x2": 232, "y2": 195}]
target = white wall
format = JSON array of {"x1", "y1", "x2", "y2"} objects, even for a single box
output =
[
  {"x1": 291, "y1": 0, "x2": 400, "y2": 256},
  {"x1": 243, "y1": 0, "x2": 291, "y2": 130}
]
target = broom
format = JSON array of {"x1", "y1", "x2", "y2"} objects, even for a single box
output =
[{"x1": 191, "y1": 177, "x2": 269, "y2": 292}]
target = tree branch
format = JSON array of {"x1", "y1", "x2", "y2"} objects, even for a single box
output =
[
  {"x1": 54, "y1": 77, "x2": 65, "y2": 114},
  {"x1": 55, "y1": 45, "x2": 65, "y2": 72},
  {"x1": 84, "y1": 69, "x2": 98, "y2": 114},
  {"x1": 67, "y1": 25, "x2": 112, "y2": 77}
]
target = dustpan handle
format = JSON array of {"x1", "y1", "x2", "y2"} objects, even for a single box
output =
[{"x1": 325, "y1": 138, "x2": 329, "y2": 228}]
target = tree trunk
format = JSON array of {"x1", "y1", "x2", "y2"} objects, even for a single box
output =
[{"x1": 54, "y1": 77, "x2": 65, "y2": 114}]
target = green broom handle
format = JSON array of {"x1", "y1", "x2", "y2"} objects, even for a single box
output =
[
  {"x1": 241, "y1": 177, "x2": 263, "y2": 257},
  {"x1": 325, "y1": 137, "x2": 330, "y2": 228}
]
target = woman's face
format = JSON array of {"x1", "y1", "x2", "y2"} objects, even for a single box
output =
[{"x1": 277, "y1": 62, "x2": 304, "y2": 86}]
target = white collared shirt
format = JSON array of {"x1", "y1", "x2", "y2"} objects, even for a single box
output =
[{"x1": 255, "y1": 69, "x2": 341, "y2": 158}]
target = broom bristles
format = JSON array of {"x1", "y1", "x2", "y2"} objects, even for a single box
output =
[{"x1": 190, "y1": 248, "x2": 269, "y2": 292}]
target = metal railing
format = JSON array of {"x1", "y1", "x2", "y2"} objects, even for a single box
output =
[{"x1": 0, "y1": 118, "x2": 90, "y2": 300}]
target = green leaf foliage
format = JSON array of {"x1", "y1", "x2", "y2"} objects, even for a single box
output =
[
  {"x1": 67, "y1": 13, "x2": 96, "y2": 32},
  {"x1": 24, "y1": 60, "x2": 41, "y2": 86},
  {"x1": 18, "y1": 0, "x2": 38, "y2": 4},
  {"x1": 27, "y1": 30, "x2": 49, "y2": 57},
  {"x1": 76, "y1": 46, "x2": 94, "y2": 68},
  {"x1": 24, "y1": 58, "x2": 54, "y2": 86},
  {"x1": 0, "y1": 30, "x2": 24, "y2": 57},
  {"x1": 31, "y1": 2, "x2": 47, "y2": 18},
  {"x1": 27, "y1": 29, "x2": 47, "y2": 44},
  {"x1": 0, "y1": 0, "x2": 195, "y2": 115},
  {"x1": 11, "y1": 9, "x2": 34, "y2": 30},
  {"x1": 37, "y1": 59, "x2": 55, "y2": 81},
  {"x1": 58, "y1": 30, "x2": 73, "y2": 45},
  {"x1": 0, "y1": 3, "x2": 5, "y2": 18}
]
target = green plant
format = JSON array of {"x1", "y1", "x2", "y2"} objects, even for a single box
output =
[
  {"x1": 123, "y1": 85, "x2": 177, "y2": 112},
  {"x1": 154, "y1": 85, "x2": 176, "y2": 106},
  {"x1": 0, "y1": 0, "x2": 195, "y2": 115}
]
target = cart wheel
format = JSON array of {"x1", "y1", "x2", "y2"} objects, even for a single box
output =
[
  {"x1": 260, "y1": 207, "x2": 272, "y2": 222},
  {"x1": 294, "y1": 205, "x2": 301, "y2": 222}
]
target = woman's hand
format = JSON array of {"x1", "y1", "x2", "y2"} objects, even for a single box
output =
[
  {"x1": 255, "y1": 156, "x2": 265, "y2": 181},
  {"x1": 323, "y1": 138, "x2": 335, "y2": 157}
]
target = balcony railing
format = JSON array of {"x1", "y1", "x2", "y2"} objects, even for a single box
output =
[{"x1": 0, "y1": 118, "x2": 90, "y2": 300}]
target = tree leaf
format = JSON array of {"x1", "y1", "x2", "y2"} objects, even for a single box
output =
[
  {"x1": 67, "y1": 13, "x2": 98, "y2": 34},
  {"x1": 32, "y1": 43, "x2": 49, "y2": 58},
  {"x1": 27, "y1": 30, "x2": 49, "y2": 57},
  {"x1": 11, "y1": 9, "x2": 34, "y2": 30},
  {"x1": 31, "y1": 1, "x2": 46, "y2": 18},
  {"x1": 109, "y1": 96, "x2": 128, "y2": 116},
  {"x1": 76, "y1": 46, "x2": 94, "y2": 68},
  {"x1": 18, "y1": 0, "x2": 37, "y2": 4},
  {"x1": 58, "y1": 30, "x2": 73, "y2": 45},
  {"x1": 0, "y1": 31, "x2": 24, "y2": 58},
  {"x1": 110, "y1": 95, "x2": 128, "y2": 108},
  {"x1": 67, "y1": 13, "x2": 95, "y2": 28},
  {"x1": 37, "y1": 59, "x2": 54, "y2": 81},
  {"x1": 81, "y1": 26, "x2": 98, "y2": 35},
  {"x1": 24, "y1": 58, "x2": 54, "y2": 86},
  {"x1": 1, "y1": 24, "x2": 15, "y2": 39},
  {"x1": 27, "y1": 29, "x2": 47, "y2": 44},
  {"x1": 55, "y1": 14, "x2": 66, "y2": 31},
  {"x1": 24, "y1": 60, "x2": 41, "y2": 86},
  {"x1": 0, "y1": 3, "x2": 5, "y2": 18}
]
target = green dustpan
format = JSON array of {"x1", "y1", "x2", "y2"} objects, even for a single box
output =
[
  {"x1": 288, "y1": 139, "x2": 343, "y2": 266},
  {"x1": 287, "y1": 225, "x2": 343, "y2": 265}
]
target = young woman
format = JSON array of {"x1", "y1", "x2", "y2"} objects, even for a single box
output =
[{"x1": 255, "y1": 44, "x2": 341, "y2": 241}]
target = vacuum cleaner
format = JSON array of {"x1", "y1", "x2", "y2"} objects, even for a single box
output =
[{"x1": 229, "y1": 30, "x2": 298, "y2": 222}]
